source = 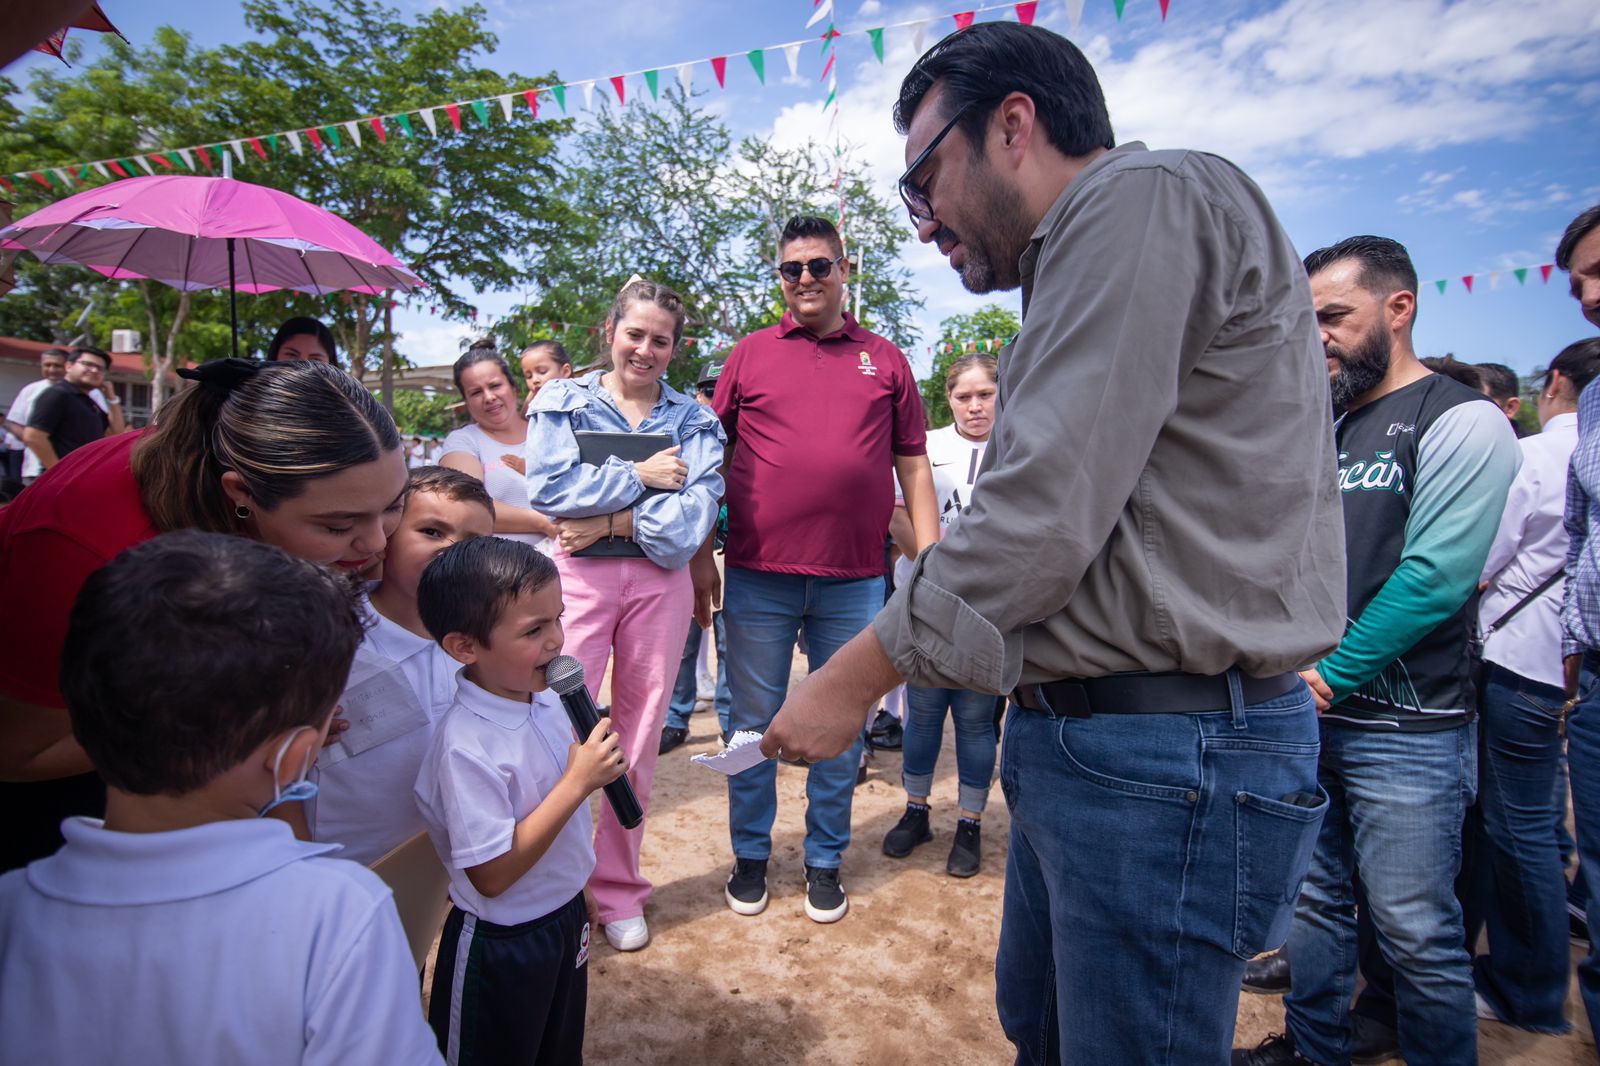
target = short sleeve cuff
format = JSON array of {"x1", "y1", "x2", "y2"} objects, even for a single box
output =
[{"x1": 873, "y1": 549, "x2": 1021, "y2": 695}]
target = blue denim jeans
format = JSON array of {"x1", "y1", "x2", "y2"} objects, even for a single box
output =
[
  {"x1": 722, "y1": 567, "x2": 879, "y2": 869},
  {"x1": 1284, "y1": 722, "x2": 1478, "y2": 1066},
  {"x1": 664, "y1": 611, "x2": 730, "y2": 735},
  {"x1": 996, "y1": 680, "x2": 1324, "y2": 1064},
  {"x1": 1567, "y1": 653, "x2": 1600, "y2": 1038},
  {"x1": 1462, "y1": 662, "x2": 1573, "y2": 1032},
  {"x1": 902, "y1": 686, "x2": 1001, "y2": 814}
]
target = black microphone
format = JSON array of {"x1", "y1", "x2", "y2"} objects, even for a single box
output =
[{"x1": 544, "y1": 655, "x2": 644, "y2": 830}]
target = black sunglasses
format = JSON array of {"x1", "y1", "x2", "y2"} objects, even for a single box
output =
[
  {"x1": 898, "y1": 99, "x2": 982, "y2": 227},
  {"x1": 697, "y1": 384, "x2": 717, "y2": 397},
  {"x1": 777, "y1": 255, "x2": 846, "y2": 284}
]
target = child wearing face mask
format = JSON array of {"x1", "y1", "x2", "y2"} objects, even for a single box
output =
[{"x1": 0, "y1": 531, "x2": 441, "y2": 1065}]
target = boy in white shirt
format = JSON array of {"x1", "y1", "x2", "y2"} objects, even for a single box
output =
[
  {"x1": 300, "y1": 466, "x2": 496, "y2": 864},
  {"x1": 0, "y1": 532, "x2": 441, "y2": 1066},
  {"x1": 414, "y1": 536, "x2": 627, "y2": 1064}
]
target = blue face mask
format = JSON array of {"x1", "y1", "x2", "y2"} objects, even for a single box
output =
[{"x1": 258, "y1": 727, "x2": 319, "y2": 817}]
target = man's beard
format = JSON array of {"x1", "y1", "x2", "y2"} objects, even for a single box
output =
[
  {"x1": 937, "y1": 165, "x2": 1031, "y2": 294},
  {"x1": 1328, "y1": 323, "x2": 1392, "y2": 408}
]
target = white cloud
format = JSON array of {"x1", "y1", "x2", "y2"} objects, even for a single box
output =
[
  {"x1": 395, "y1": 318, "x2": 476, "y2": 368},
  {"x1": 858, "y1": 0, "x2": 885, "y2": 16}
]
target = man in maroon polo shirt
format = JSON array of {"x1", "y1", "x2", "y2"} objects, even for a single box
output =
[{"x1": 714, "y1": 215, "x2": 938, "y2": 924}]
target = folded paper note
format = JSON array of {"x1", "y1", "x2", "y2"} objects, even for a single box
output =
[{"x1": 691, "y1": 730, "x2": 770, "y2": 776}]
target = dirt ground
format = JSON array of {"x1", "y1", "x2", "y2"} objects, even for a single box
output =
[{"x1": 429, "y1": 651, "x2": 1600, "y2": 1065}]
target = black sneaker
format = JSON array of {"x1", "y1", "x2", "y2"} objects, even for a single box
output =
[
  {"x1": 1232, "y1": 1033, "x2": 1319, "y2": 1066},
  {"x1": 803, "y1": 865, "x2": 848, "y2": 923},
  {"x1": 658, "y1": 726, "x2": 689, "y2": 756},
  {"x1": 868, "y1": 709, "x2": 903, "y2": 750},
  {"x1": 725, "y1": 858, "x2": 768, "y2": 916},
  {"x1": 1350, "y1": 1014, "x2": 1401, "y2": 1065},
  {"x1": 1571, "y1": 900, "x2": 1591, "y2": 946},
  {"x1": 947, "y1": 818, "x2": 981, "y2": 877},
  {"x1": 1241, "y1": 950, "x2": 1291, "y2": 994},
  {"x1": 882, "y1": 804, "x2": 933, "y2": 858}
]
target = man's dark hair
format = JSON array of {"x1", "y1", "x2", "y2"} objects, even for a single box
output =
[
  {"x1": 1474, "y1": 362, "x2": 1520, "y2": 404},
  {"x1": 60, "y1": 531, "x2": 364, "y2": 795},
  {"x1": 1547, "y1": 338, "x2": 1600, "y2": 395},
  {"x1": 407, "y1": 464, "x2": 496, "y2": 521},
  {"x1": 1557, "y1": 204, "x2": 1600, "y2": 272},
  {"x1": 266, "y1": 316, "x2": 339, "y2": 366},
  {"x1": 1421, "y1": 356, "x2": 1482, "y2": 392},
  {"x1": 1303, "y1": 235, "x2": 1420, "y2": 323},
  {"x1": 70, "y1": 346, "x2": 110, "y2": 368},
  {"x1": 893, "y1": 23, "x2": 1114, "y2": 161},
  {"x1": 780, "y1": 215, "x2": 844, "y2": 259},
  {"x1": 418, "y1": 535, "x2": 558, "y2": 646}
]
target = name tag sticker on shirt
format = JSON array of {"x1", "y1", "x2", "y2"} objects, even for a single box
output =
[{"x1": 321, "y1": 655, "x2": 431, "y2": 765}]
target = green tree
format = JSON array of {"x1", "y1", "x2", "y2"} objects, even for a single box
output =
[
  {"x1": 391, "y1": 390, "x2": 460, "y2": 437},
  {"x1": 922, "y1": 304, "x2": 1020, "y2": 427}
]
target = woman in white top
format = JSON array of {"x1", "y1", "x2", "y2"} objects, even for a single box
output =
[
  {"x1": 882, "y1": 354, "x2": 1002, "y2": 878},
  {"x1": 438, "y1": 342, "x2": 559, "y2": 552}
]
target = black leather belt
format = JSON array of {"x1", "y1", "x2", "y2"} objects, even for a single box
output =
[{"x1": 1011, "y1": 670, "x2": 1301, "y2": 718}]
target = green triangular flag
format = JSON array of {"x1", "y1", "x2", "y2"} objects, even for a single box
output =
[
  {"x1": 324, "y1": 125, "x2": 341, "y2": 149},
  {"x1": 45, "y1": 169, "x2": 63, "y2": 187},
  {"x1": 169, "y1": 151, "x2": 188, "y2": 170},
  {"x1": 644, "y1": 69, "x2": 659, "y2": 99},
  {"x1": 394, "y1": 113, "x2": 414, "y2": 138},
  {"x1": 121, "y1": 158, "x2": 139, "y2": 175},
  {"x1": 552, "y1": 84, "x2": 567, "y2": 113},
  {"x1": 868, "y1": 28, "x2": 884, "y2": 62},
  {"x1": 823, "y1": 87, "x2": 837, "y2": 110},
  {"x1": 77, "y1": 165, "x2": 91, "y2": 181},
  {"x1": 1113, "y1": 0, "x2": 1127, "y2": 17},
  {"x1": 1514, "y1": 267, "x2": 1528, "y2": 285},
  {"x1": 470, "y1": 99, "x2": 490, "y2": 127},
  {"x1": 266, "y1": 134, "x2": 278, "y2": 157},
  {"x1": 1435, "y1": 279, "x2": 1447, "y2": 294},
  {"x1": 747, "y1": 49, "x2": 765, "y2": 84}
]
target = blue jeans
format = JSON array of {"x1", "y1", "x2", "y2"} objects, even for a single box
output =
[
  {"x1": 1567, "y1": 653, "x2": 1600, "y2": 1038},
  {"x1": 665, "y1": 611, "x2": 730, "y2": 735},
  {"x1": 902, "y1": 686, "x2": 1001, "y2": 814},
  {"x1": 1284, "y1": 722, "x2": 1478, "y2": 1066},
  {"x1": 1463, "y1": 663, "x2": 1573, "y2": 1032},
  {"x1": 996, "y1": 680, "x2": 1324, "y2": 1064},
  {"x1": 722, "y1": 568, "x2": 879, "y2": 869}
]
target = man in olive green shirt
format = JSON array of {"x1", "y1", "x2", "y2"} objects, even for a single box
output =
[{"x1": 760, "y1": 23, "x2": 1345, "y2": 1064}]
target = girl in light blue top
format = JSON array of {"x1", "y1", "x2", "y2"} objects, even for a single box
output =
[{"x1": 523, "y1": 278, "x2": 724, "y2": 954}]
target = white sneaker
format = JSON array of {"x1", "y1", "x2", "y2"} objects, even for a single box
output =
[{"x1": 603, "y1": 915, "x2": 649, "y2": 952}]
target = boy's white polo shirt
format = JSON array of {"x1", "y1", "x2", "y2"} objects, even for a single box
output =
[
  {"x1": 310, "y1": 598, "x2": 456, "y2": 865},
  {"x1": 0, "y1": 817, "x2": 441, "y2": 1066},
  {"x1": 414, "y1": 673, "x2": 595, "y2": 926}
]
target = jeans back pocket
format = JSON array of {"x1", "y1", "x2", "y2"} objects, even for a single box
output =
[{"x1": 1233, "y1": 786, "x2": 1329, "y2": 959}]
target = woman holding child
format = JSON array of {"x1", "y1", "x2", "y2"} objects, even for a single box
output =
[
  {"x1": 0, "y1": 358, "x2": 409, "y2": 871},
  {"x1": 525, "y1": 278, "x2": 725, "y2": 952}
]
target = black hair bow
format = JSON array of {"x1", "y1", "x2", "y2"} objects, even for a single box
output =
[{"x1": 176, "y1": 357, "x2": 264, "y2": 398}]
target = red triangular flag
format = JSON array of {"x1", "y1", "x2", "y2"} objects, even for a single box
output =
[
  {"x1": 1159, "y1": 0, "x2": 1171, "y2": 18},
  {"x1": 1015, "y1": 1, "x2": 1038, "y2": 23},
  {"x1": 248, "y1": 137, "x2": 268, "y2": 160},
  {"x1": 954, "y1": 11, "x2": 976, "y2": 29},
  {"x1": 29, "y1": 172, "x2": 51, "y2": 188},
  {"x1": 820, "y1": 53, "x2": 836, "y2": 82},
  {"x1": 711, "y1": 56, "x2": 727, "y2": 87},
  {"x1": 1541, "y1": 265, "x2": 1554, "y2": 283},
  {"x1": 0, "y1": 175, "x2": 13, "y2": 193},
  {"x1": 523, "y1": 90, "x2": 539, "y2": 117},
  {"x1": 306, "y1": 127, "x2": 324, "y2": 152},
  {"x1": 610, "y1": 75, "x2": 626, "y2": 104},
  {"x1": 106, "y1": 159, "x2": 130, "y2": 177},
  {"x1": 151, "y1": 153, "x2": 175, "y2": 170},
  {"x1": 369, "y1": 117, "x2": 386, "y2": 143},
  {"x1": 1462, "y1": 275, "x2": 1474, "y2": 293},
  {"x1": 445, "y1": 103, "x2": 462, "y2": 132}
]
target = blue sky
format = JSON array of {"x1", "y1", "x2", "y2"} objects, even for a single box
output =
[{"x1": 9, "y1": 0, "x2": 1600, "y2": 376}]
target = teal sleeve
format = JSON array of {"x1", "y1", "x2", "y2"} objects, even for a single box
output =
[{"x1": 1320, "y1": 401, "x2": 1520, "y2": 699}]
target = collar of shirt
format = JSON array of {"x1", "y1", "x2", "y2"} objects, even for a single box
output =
[
  {"x1": 1545, "y1": 411, "x2": 1578, "y2": 435},
  {"x1": 775, "y1": 310, "x2": 871, "y2": 344},
  {"x1": 1018, "y1": 141, "x2": 1149, "y2": 312},
  {"x1": 453, "y1": 667, "x2": 535, "y2": 730},
  {"x1": 530, "y1": 371, "x2": 697, "y2": 424},
  {"x1": 361, "y1": 594, "x2": 433, "y2": 665},
  {"x1": 27, "y1": 817, "x2": 339, "y2": 906}
]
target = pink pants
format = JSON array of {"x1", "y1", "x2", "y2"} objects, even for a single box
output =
[{"x1": 555, "y1": 550, "x2": 693, "y2": 923}]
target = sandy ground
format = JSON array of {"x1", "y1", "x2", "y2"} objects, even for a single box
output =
[{"x1": 426, "y1": 649, "x2": 1600, "y2": 1065}]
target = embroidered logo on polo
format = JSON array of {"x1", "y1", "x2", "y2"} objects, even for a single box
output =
[
  {"x1": 1338, "y1": 450, "x2": 1407, "y2": 495},
  {"x1": 857, "y1": 351, "x2": 877, "y2": 377}
]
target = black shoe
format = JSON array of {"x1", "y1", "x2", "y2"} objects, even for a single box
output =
[
  {"x1": 1571, "y1": 900, "x2": 1591, "y2": 946},
  {"x1": 725, "y1": 858, "x2": 768, "y2": 916},
  {"x1": 1350, "y1": 1014, "x2": 1401, "y2": 1065},
  {"x1": 1241, "y1": 950, "x2": 1291, "y2": 994},
  {"x1": 1233, "y1": 1033, "x2": 1318, "y2": 1065},
  {"x1": 882, "y1": 804, "x2": 933, "y2": 858},
  {"x1": 804, "y1": 864, "x2": 848, "y2": 923},
  {"x1": 868, "y1": 709, "x2": 903, "y2": 750},
  {"x1": 947, "y1": 819, "x2": 981, "y2": 877},
  {"x1": 658, "y1": 726, "x2": 688, "y2": 756},
  {"x1": 856, "y1": 761, "x2": 868, "y2": 786}
]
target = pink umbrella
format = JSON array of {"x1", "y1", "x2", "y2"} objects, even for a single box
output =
[{"x1": 0, "y1": 174, "x2": 424, "y2": 357}]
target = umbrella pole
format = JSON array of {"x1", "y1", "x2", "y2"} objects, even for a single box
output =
[{"x1": 227, "y1": 236, "x2": 238, "y2": 359}]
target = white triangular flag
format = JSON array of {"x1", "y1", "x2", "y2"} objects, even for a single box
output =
[
  {"x1": 1066, "y1": 0, "x2": 1086, "y2": 30},
  {"x1": 420, "y1": 108, "x2": 438, "y2": 136},
  {"x1": 581, "y1": 80, "x2": 595, "y2": 110},
  {"x1": 178, "y1": 148, "x2": 195, "y2": 169},
  {"x1": 92, "y1": 162, "x2": 110, "y2": 178},
  {"x1": 55, "y1": 168, "x2": 71, "y2": 185},
  {"x1": 229, "y1": 140, "x2": 246, "y2": 163},
  {"x1": 343, "y1": 121, "x2": 361, "y2": 148},
  {"x1": 783, "y1": 43, "x2": 801, "y2": 79},
  {"x1": 499, "y1": 93, "x2": 514, "y2": 122},
  {"x1": 135, "y1": 156, "x2": 154, "y2": 175},
  {"x1": 913, "y1": 20, "x2": 929, "y2": 55},
  {"x1": 286, "y1": 131, "x2": 303, "y2": 155},
  {"x1": 805, "y1": 0, "x2": 833, "y2": 29},
  {"x1": 678, "y1": 63, "x2": 693, "y2": 95}
]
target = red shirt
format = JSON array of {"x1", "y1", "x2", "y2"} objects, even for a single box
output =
[
  {"x1": 0, "y1": 432, "x2": 157, "y2": 708},
  {"x1": 715, "y1": 312, "x2": 927, "y2": 577}
]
